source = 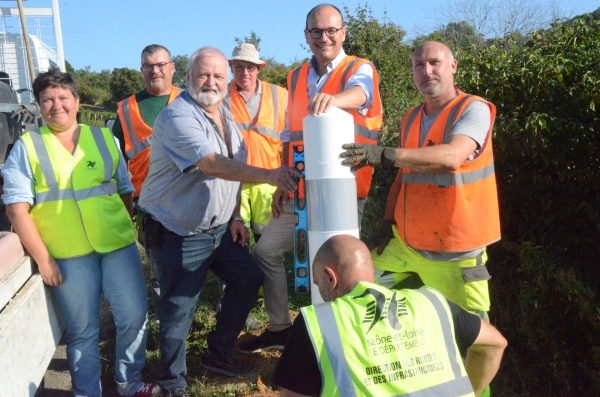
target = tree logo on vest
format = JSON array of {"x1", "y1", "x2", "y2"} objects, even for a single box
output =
[
  {"x1": 354, "y1": 288, "x2": 408, "y2": 334},
  {"x1": 86, "y1": 160, "x2": 97, "y2": 170}
]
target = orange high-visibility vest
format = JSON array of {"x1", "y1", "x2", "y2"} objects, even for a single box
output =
[
  {"x1": 287, "y1": 56, "x2": 383, "y2": 198},
  {"x1": 394, "y1": 90, "x2": 501, "y2": 252},
  {"x1": 223, "y1": 80, "x2": 286, "y2": 169},
  {"x1": 117, "y1": 86, "x2": 180, "y2": 197}
]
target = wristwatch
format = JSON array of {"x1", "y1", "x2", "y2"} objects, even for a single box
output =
[{"x1": 231, "y1": 215, "x2": 245, "y2": 223}]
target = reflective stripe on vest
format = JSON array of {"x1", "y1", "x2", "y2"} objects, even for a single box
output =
[
  {"x1": 29, "y1": 127, "x2": 117, "y2": 204},
  {"x1": 233, "y1": 122, "x2": 279, "y2": 139},
  {"x1": 402, "y1": 163, "x2": 495, "y2": 187},
  {"x1": 223, "y1": 81, "x2": 283, "y2": 140},
  {"x1": 307, "y1": 284, "x2": 474, "y2": 397},
  {"x1": 314, "y1": 303, "x2": 360, "y2": 397},
  {"x1": 121, "y1": 96, "x2": 151, "y2": 158}
]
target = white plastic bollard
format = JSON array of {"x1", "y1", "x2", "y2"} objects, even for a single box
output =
[{"x1": 303, "y1": 107, "x2": 359, "y2": 304}]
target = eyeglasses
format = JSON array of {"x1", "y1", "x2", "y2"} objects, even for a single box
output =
[
  {"x1": 233, "y1": 64, "x2": 257, "y2": 73},
  {"x1": 306, "y1": 27, "x2": 344, "y2": 39},
  {"x1": 141, "y1": 62, "x2": 173, "y2": 72}
]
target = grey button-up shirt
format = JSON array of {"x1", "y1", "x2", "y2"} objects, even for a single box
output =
[{"x1": 139, "y1": 90, "x2": 247, "y2": 236}]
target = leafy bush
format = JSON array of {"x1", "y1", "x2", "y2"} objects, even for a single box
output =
[
  {"x1": 489, "y1": 242, "x2": 600, "y2": 395},
  {"x1": 343, "y1": 4, "x2": 420, "y2": 135},
  {"x1": 452, "y1": 16, "x2": 600, "y2": 395},
  {"x1": 109, "y1": 67, "x2": 145, "y2": 103},
  {"x1": 456, "y1": 17, "x2": 600, "y2": 283}
]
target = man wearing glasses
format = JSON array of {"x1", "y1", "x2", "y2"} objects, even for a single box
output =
[
  {"x1": 223, "y1": 43, "x2": 287, "y2": 242},
  {"x1": 114, "y1": 44, "x2": 181, "y2": 203},
  {"x1": 238, "y1": 3, "x2": 382, "y2": 354}
]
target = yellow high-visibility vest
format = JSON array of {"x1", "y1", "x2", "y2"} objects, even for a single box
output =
[
  {"x1": 21, "y1": 125, "x2": 134, "y2": 259},
  {"x1": 302, "y1": 282, "x2": 475, "y2": 397}
]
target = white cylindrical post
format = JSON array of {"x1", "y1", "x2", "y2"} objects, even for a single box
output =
[{"x1": 303, "y1": 107, "x2": 358, "y2": 304}]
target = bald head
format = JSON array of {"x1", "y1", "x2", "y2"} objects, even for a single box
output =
[
  {"x1": 412, "y1": 41, "x2": 454, "y2": 61},
  {"x1": 305, "y1": 3, "x2": 344, "y2": 29},
  {"x1": 187, "y1": 46, "x2": 227, "y2": 73},
  {"x1": 313, "y1": 235, "x2": 375, "y2": 301}
]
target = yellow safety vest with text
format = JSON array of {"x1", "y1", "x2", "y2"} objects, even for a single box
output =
[
  {"x1": 21, "y1": 125, "x2": 135, "y2": 259},
  {"x1": 302, "y1": 282, "x2": 475, "y2": 397}
]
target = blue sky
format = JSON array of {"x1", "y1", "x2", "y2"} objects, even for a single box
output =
[{"x1": 15, "y1": 0, "x2": 600, "y2": 72}]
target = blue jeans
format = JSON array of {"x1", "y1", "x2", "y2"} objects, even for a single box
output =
[
  {"x1": 52, "y1": 243, "x2": 149, "y2": 397},
  {"x1": 148, "y1": 223, "x2": 264, "y2": 391}
]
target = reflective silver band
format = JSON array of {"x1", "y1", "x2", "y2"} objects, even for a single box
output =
[
  {"x1": 402, "y1": 104, "x2": 424, "y2": 146},
  {"x1": 30, "y1": 129, "x2": 59, "y2": 192},
  {"x1": 269, "y1": 83, "x2": 279, "y2": 129},
  {"x1": 408, "y1": 288, "x2": 474, "y2": 397},
  {"x1": 291, "y1": 124, "x2": 378, "y2": 143},
  {"x1": 306, "y1": 178, "x2": 359, "y2": 231},
  {"x1": 390, "y1": 376, "x2": 474, "y2": 397},
  {"x1": 235, "y1": 122, "x2": 280, "y2": 139},
  {"x1": 339, "y1": 58, "x2": 362, "y2": 91},
  {"x1": 443, "y1": 95, "x2": 473, "y2": 143},
  {"x1": 29, "y1": 127, "x2": 117, "y2": 204},
  {"x1": 402, "y1": 163, "x2": 495, "y2": 187},
  {"x1": 89, "y1": 126, "x2": 113, "y2": 183},
  {"x1": 36, "y1": 183, "x2": 118, "y2": 203},
  {"x1": 121, "y1": 97, "x2": 151, "y2": 158},
  {"x1": 314, "y1": 303, "x2": 358, "y2": 397},
  {"x1": 290, "y1": 66, "x2": 303, "y2": 99}
]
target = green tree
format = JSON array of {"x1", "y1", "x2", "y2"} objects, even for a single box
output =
[
  {"x1": 258, "y1": 57, "x2": 306, "y2": 88},
  {"x1": 234, "y1": 30, "x2": 261, "y2": 51},
  {"x1": 172, "y1": 54, "x2": 188, "y2": 88},
  {"x1": 414, "y1": 21, "x2": 485, "y2": 51},
  {"x1": 65, "y1": 59, "x2": 75, "y2": 74},
  {"x1": 109, "y1": 67, "x2": 145, "y2": 102},
  {"x1": 71, "y1": 66, "x2": 111, "y2": 105},
  {"x1": 343, "y1": 4, "x2": 418, "y2": 137}
]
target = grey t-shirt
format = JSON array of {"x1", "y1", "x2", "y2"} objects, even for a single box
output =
[
  {"x1": 138, "y1": 91, "x2": 247, "y2": 236},
  {"x1": 416, "y1": 100, "x2": 492, "y2": 261}
]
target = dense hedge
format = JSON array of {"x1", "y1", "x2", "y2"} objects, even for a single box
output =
[
  {"x1": 454, "y1": 17, "x2": 600, "y2": 395},
  {"x1": 456, "y1": 18, "x2": 600, "y2": 271},
  {"x1": 352, "y1": 12, "x2": 600, "y2": 394}
]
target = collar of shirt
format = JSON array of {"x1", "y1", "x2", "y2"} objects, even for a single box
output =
[
  {"x1": 308, "y1": 49, "x2": 346, "y2": 100},
  {"x1": 309, "y1": 48, "x2": 347, "y2": 77}
]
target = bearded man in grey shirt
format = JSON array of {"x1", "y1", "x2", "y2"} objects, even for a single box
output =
[
  {"x1": 341, "y1": 41, "x2": 501, "y2": 323},
  {"x1": 138, "y1": 47, "x2": 300, "y2": 395}
]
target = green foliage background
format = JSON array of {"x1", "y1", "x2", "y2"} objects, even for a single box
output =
[{"x1": 454, "y1": 18, "x2": 600, "y2": 395}]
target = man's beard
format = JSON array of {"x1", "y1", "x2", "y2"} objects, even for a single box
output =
[
  {"x1": 190, "y1": 84, "x2": 223, "y2": 106},
  {"x1": 419, "y1": 77, "x2": 443, "y2": 98}
]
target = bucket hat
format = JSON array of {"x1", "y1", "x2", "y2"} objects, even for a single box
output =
[{"x1": 229, "y1": 43, "x2": 266, "y2": 65}]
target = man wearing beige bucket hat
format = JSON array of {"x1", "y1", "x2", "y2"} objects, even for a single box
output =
[{"x1": 223, "y1": 43, "x2": 287, "y2": 241}]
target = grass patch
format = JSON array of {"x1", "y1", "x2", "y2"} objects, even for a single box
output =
[{"x1": 133, "y1": 237, "x2": 300, "y2": 396}]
